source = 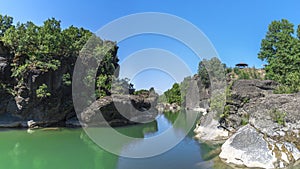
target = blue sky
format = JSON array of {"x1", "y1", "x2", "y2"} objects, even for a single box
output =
[{"x1": 1, "y1": 0, "x2": 300, "y2": 92}]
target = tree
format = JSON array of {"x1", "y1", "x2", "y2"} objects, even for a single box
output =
[
  {"x1": 198, "y1": 60, "x2": 210, "y2": 88},
  {"x1": 1, "y1": 15, "x2": 120, "y2": 99},
  {"x1": 297, "y1": 25, "x2": 300, "y2": 39},
  {"x1": 164, "y1": 83, "x2": 181, "y2": 105},
  {"x1": 62, "y1": 26, "x2": 92, "y2": 57},
  {"x1": 0, "y1": 14, "x2": 13, "y2": 37},
  {"x1": 258, "y1": 19, "x2": 300, "y2": 93}
]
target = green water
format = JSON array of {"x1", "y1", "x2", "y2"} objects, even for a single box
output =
[{"x1": 0, "y1": 111, "x2": 222, "y2": 169}]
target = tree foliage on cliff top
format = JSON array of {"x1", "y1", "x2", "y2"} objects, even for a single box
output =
[
  {"x1": 258, "y1": 19, "x2": 300, "y2": 93},
  {"x1": 1, "y1": 16, "x2": 92, "y2": 76},
  {"x1": 0, "y1": 14, "x2": 121, "y2": 99}
]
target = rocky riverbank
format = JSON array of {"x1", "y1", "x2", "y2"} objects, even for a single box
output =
[
  {"x1": 194, "y1": 79, "x2": 300, "y2": 169},
  {"x1": 0, "y1": 40, "x2": 158, "y2": 128}
]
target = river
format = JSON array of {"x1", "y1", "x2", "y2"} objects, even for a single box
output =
[{"x1": 0, "y1": 111, "x2": 226, "y2": 169}]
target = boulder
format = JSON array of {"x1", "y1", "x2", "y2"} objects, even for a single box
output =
[
  {"x1": 194, "y1": 111, "x2": 229, "y2": 143},
  {"x1": 80, "y1": 94, "x2": 158, "y2": 127},
  {"x1": 245, "y1": 93, "x2": 300, "y2": 137},
  {"x1": 192, "y1": 79, "x2": 300, "y2": 168},
  {"x1": 220, "y1": 124, "x2": 300, "y2": 169},
  {"x1": 219, "y1": 125, "x2": 277, "y2": 169}
]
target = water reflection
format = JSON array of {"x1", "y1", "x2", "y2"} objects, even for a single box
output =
[
  {"x1": 0, "y1": 129, "x2": 119, "y2": 169},
  {"x1": 0, "y1": 110, "x2": 251, "y2": 169}
]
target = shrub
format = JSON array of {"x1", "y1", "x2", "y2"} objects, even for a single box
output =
[
  {"x1": 62, "y1": 73, "x2": 71, "y2": 86},
  {"x1": 36, "y1": 84, "x2": 51, "y2": 98},
  {"x1": 238, "y1": 71, "x2": 250, "y2": 80},
  {"x1": 270, "y1": 109, "x2": 286, "y2": 126},
  {"x1": 233, "y1": 67, "x2": 240, "y2": 75},
  {"x1": 241, "y1": 114, "x2": 250, "y2": 126}
]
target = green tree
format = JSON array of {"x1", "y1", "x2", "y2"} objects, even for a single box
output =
[
  {"x1": 1, "y1": 15, "x2": 119, "y2": 99},
  {"x1": 180, "y1": 76, "x2": 191, "y2": 106},
  {"x1": 198, "y1": 60, "x2": 210, "y2": 88},
  {"x1": 0, "y1": 14, "x2": 13, "y2": 37},
  {"x1": 62, "y1": 26, "x2": 92, "y2": 57},
  {"x1": 258, "y1": 19, "x2": 300, "y2": 93},
  {"x1": 164, "y1": 83, "x2": 181, "y2": 105}
]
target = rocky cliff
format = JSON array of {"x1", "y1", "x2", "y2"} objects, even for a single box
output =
[
  {"x1": 0, "y1": 41, "x2": 157, "y2": 128},
  {"x1": 194, "y1": 79, "x2": 300, "y2": 168}
]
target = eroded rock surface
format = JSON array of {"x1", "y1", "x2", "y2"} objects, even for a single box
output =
[
  {"x1": 80, "y1": 94, "x2": 158, "y2": 127},
  {"x1": 220, "y1": 125, "x2": 276, "y2": 169}
]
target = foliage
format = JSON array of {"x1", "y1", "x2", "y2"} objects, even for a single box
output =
[
  {"x1": 134, "y1": 89, "x2": 149, "y2": 95},
  {"x1": 198, "y1": 57, "x2": 225, "y2": 88},
  {"x1": 273, "y1": 85, "x2": 296, "y2": 94},
  {"x1": 198, "y1": 60, "x2": 210, "y2": 88},
  {"x1": 36, "y1": 84, "x2": 51, "y2": 98},
  {"x1": 180, "y1": 76, "x2": 191, "y2": 106},
  {"x1": 226, "y1": 67, "x2": 232, "y2": 74},
  {"x1": 0, "y1": 14, "x2": 121, "y2": 99},
  {"x1": 161, "y1": 76, "x2": 192, "y2": 106},
  {"x1": 258, "y1": 19, "x2": 300, "y2": 93},
  {"x1": 270, "y1": 109, "x2": 286, "y2": 126},
  {"x1": 1, "y1": 16, "x2": 92, "y2": 81},
  {"x1": 241, "y1": 114, "x2": 250, "y2": 126},
  {"x1": 233, "y1": 67, "x2": 240, "y2": 75},
  {"x1": 62, "y1": 73, "x2": 71, "y2": 86},
  {"x1": 220, "y1": 105, "x2": 230, "y2": 119},
  {"x1": 164, "y1": 83, "x2": 182, "y2": 105},
  {"x1": 0, "y1": 15, "x2": 13, "y2": 37},
  {"x1": 238, "y1": 71, "x2": 250, "y2": 80},
  {"x1": 0, "y1": 83, "x2": 15, "y2": 95},
  {"x1": 111, "y1": 78, "x2": 134, "y2": 95},
  {"x1": 210, "y1": 92, "x2": 226, "y2": 115}
]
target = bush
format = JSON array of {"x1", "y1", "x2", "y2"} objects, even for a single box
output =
[
  {"x1": 273, "y1": 85, "x2": 298, "y2": 94},
  {"x1": 238, "y1": 71, "x2": 250, "y2": 80},
  {"x1": 62, "y1": 73, "x2": 71, "y2": 86},
  {"x1": 270, "y1": 109, "x2": 286, "y2": 126},
  {"x1": 233, "y1": 67, "x2": 240, "y2": 75},
  {"x1": 220, "y1": 105, "x2": 230, "y2": 119},
  {"x1": 36, "y1": 84, "x2": 51, "y2": 98}
]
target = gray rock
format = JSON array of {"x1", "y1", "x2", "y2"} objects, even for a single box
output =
[
  {"x1": 219, "y1": 125, "x2": 276, "y2": 169},
  {"x1": 185, "y1": 75, "x2": 210, "y2": 110},
  {"x1": 194, "y1": 111, "x2": 229, "y2": 143},
  {"x1": 65, "y1": 117, "x2": 84, "y2": 127},
  {"x1": 80, "y1": 94, "x2": 158, "y2": 127}
]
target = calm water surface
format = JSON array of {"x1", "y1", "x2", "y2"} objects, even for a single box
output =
[{"x1": 0, "y1": 111, "x2": 225, "y2": 169}]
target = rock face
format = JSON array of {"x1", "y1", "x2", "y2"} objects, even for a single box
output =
[
  {"x1": 0, "y1": 42, "x2": 12, "y2": 83},
  {"x1": 220, "y1": 125, "x2": 277, "y2": 169},
  {"x1": 192, "y1": 79, "x2": 300, "y2": 168},
  {"x1": 0, "y1": 40, "x2": 157, "y2": 128},
  {"x1": 194, "y1": 111, "x2": 229, "y2": 143},
  {"x1": 220, "y1": 124, "x2": 300, "y2": 169},
  {"x1": 215, "y1": 80, "x2": 300, "y2": 168},
  {"x1": 80, "y1": 94, "x2": 158, "y2": 127},
  {"x1": 185, "y1": 75, "x2": 210, "y2": 110},
  {"x1": 221, "y1": 80, "x2": 279, "y2": 130},
  {"x1": 0, "y1": 66, "x2": 75, "y2": 127}
]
